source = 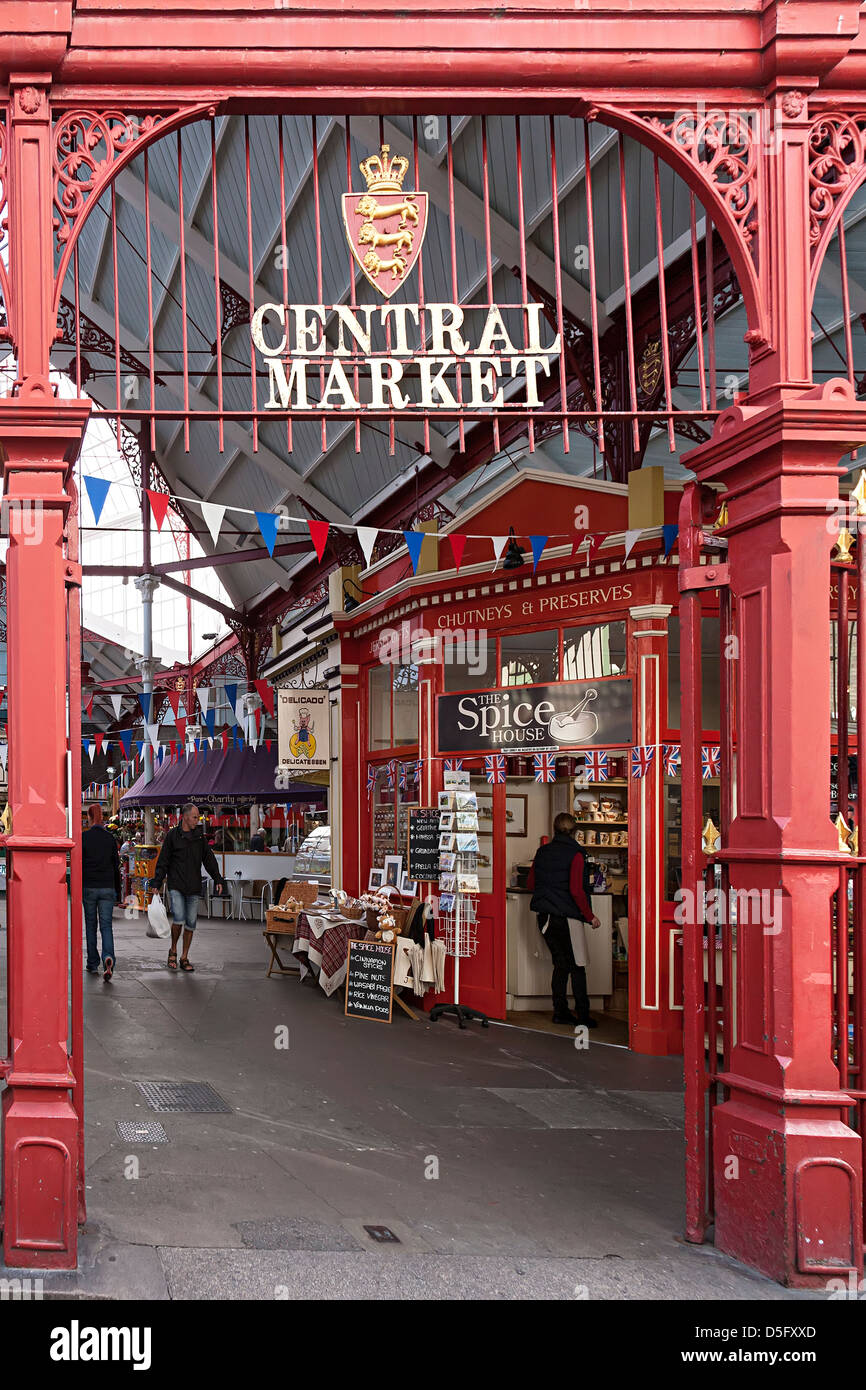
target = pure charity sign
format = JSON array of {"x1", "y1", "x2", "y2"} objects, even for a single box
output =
[
  {"x1": 250, "y1": 144, "x2": 561, "y2": 417},
  {"x1": 437, "y1": 678, "x2": 632, "y2": 755}
]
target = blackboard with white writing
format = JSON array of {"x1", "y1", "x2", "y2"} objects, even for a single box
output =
[
  {"x1": 407, "y1": 807, "x2": 440, "y2": 882},
  {"x1": 344, "y1": 939, "x2": 395, "y2": 1023}
]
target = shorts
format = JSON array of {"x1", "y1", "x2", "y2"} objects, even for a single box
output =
[{"x1": 169, "y1": 891, "x2": 199, "y2": 931}]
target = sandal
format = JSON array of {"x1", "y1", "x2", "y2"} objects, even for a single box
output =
[
  {"x1": 103, "y1": 957, "x2": 114, "y2": 983},
  {"x1": 179, "y1": 957, "x2": 195, "y2": 972},
  {"x1": 167, "y1": 950, "x2": 178, "y2": 971}
]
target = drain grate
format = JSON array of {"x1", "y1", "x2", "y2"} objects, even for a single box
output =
[
  {"x1": 363, "y1": 1225, "x2": 401, "y2": 1244},
  {"x1": 136, "y1": 1081, "x2": 231, "y2": 1114},
  {"x1": 116, "y1": 1120, "x2": 169, "y2": 1144}
]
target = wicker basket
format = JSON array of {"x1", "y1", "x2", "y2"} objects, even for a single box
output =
[{"x1": 364, "y1": 903, "x2": 411, "y2": 935}]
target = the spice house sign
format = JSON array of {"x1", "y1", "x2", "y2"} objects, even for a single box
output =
[{"x1": 437, "y1": 679, "x2": 632, "y2": 754}]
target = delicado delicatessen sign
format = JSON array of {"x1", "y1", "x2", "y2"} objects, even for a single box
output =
[
  {"x1": 250, "y1": 145, "x2": 561, "y2": 415},
  {"x1": 437, "y1": 679, "x2": 632, "y2": 755}
]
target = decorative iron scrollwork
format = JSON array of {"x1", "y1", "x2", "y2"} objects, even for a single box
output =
[
  {"x1": 645, "y1": 109, "x2": 759, "y2": 259},
  {"x1": 808, "y1": 112, "x2": 866, "y2": 260},
  {"x1": 53, "y1": 111, "x2": 166, "y2": 253}
]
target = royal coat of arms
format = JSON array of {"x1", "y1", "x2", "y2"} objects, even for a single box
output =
[{"x1": 342, "y1": 145, "x2": 429, "y2": 298}]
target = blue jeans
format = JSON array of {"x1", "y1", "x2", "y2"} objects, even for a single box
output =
[
  {"x1": 84, "y1": 887, "x2": 116, "y2": 970},
  {"x1": 169, "y1": 891, "x2": 199, "y2": 931}
]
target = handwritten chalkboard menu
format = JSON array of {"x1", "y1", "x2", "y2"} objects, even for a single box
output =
[
  {"x1": 407, "y1": 807, "x2": 440, "y2": 882},
  {"x1": 344, "y1": 940, "x2": 395, "y2": 1022}
]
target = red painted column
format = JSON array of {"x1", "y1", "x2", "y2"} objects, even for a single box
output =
[
  {"x1": 687, "y1": 383, "x2": 865, "y2": 1287},
  {"x1": 628, "y1": 604, "x2": 681, "y2": 1055},
  {"x1": 338, "y1": 637, "x2": 362, "y2": 897},
  {"x1": 0, "y1": 76, "x2": 90, "y2": 1268}
]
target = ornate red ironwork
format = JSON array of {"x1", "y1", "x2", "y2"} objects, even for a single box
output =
[
  {"x1": 808, "y1": 110, "x2": 866, "y2": 288},
  {"x1": 644, "y1": 108, "x2": 759, "y2": 257}
]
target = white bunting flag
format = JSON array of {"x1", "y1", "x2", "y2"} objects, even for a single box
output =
[
  {"x1": 491, "y1": 536, "x2": 508, "y2": 569},
  {"x1": 624, "y1": 528, "x2": 643, "y2": 561},
  {"x1": 145, "y1": 723, "x2": 161, "y2": 752},
  {"x1": 200, "y1": 502, "x2": 226, "y2": 548},
  {"x1": 196, "y1": 686, "x2": 210, "y2": 716},
  {"x1": 87, "y1": 741, "x2": 96, "y2": 763},
  {"x1": 110, "y1": 694, "x2": 124, "y2": 720},
  {"x1": 356, "y1": 526, "x2": 378, "y2": 568},
  {"x1": 0, "y1": 744, "x2": 7, "y2": 771}
]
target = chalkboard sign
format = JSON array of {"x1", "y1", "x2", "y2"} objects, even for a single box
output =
[
  {"x1": 344, "y1": 940, "x2": 395, "y2": 1023},
  {"x1": 407, "y1": 806, "x2": 440, "y2": 882}
]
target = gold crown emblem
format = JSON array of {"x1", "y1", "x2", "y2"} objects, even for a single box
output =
[{"x1": 359, "y1": 145, "x2": 410, "y2": 195}]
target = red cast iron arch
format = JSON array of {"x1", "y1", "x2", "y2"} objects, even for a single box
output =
[
  {"x1": 807, "y1": 109, "x2": 866, "y2": 305},
  {"x1": 50, "y1": 100, "x2": 219, "y2": 318},
  {"x1": 579, "y1": 102, "x2": 765, "y2": 350}
]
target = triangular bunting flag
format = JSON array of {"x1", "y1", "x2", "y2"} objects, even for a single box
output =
[
  {"x1": 204, "y1": 709, "x2": 216, "y2": 738},
  {"x1": 662, "y1": 524, "x2": 679, "y2": 558},
  {"x1": 529, "y1": 535, "x2": 548, "y2": 571},
  {"x1": 447, "y1": 534, "x2": 467, "y2": 572},
  {"x1": 94, "y1": 733, "x2": 104, "y2": 754},
  {"x1": 135, "y1": 740, "x2": 145, "y2": 760},
  {"x1": 356, "y1": 526, "x2": 378, "y2": 568},
  {"x1": 572, "y1": 530, "x2": 587, "y2": 559},
  {"x1": 176, "y1": 716, "x2": 187, "y2": 745},
  {"x1": 308, "y1": 519, "x2": 330, "y2": 562},
  {"x1": 87, "y1": 741, "x2": 96, "y2": 763},
  {"x1": 265, "y1": 739, "x2": 272, "y2": 753},
  {"x1": 586, "y1": 533, "x2": 605, "y2": 563},
  {"x1": 147, "y1": 490, "x2": 171, "y2": 531},
  {"x1": 491, "y1": 536, "x2": 508, "y2": 568},
  {"x1": 83, "y1": 475, "x2": 112, "y2": 526},
  {"x1": 200, "y1": 501, "x2": 226, "y2": 548},
  {"x1": 138, "y1": 691, "x2": 153, "y2": 723},
  {"x1": 254, "y1": 680, "x2": 275, "y2": 717},
  {"x1": 84, "y1": 695, "x2": 94, "y2": 718},
  {"x1": 221, "y1": 729, "x2": 228, "y2": 753},
  {"x1": 167, "y1": 689, "x2": 182, "y2": 722},
  {"x1": 145, "y1": 723, "x2": 160, "y2": 752},
  {"x1": 224, "y1": 684, "x2": 237, "y2": 718},
  {"x1": 624, "y1": 528, "x2": 642, "y2": 561},
  {"x1": 196, "y1": 686, "x2": 210, "y2": 716},
  {"x1": 255, "y1": 511, "x2": 280, "y2": 558},
  {"x1": 110, "y1": 693, "x2": 124, "y2": 721},
  {"x1": 403, "y1": 530, "x2": 425, "y2": 574},
  {"x1": 118, "y1": 729, "x2": 133, "y2": 760}
]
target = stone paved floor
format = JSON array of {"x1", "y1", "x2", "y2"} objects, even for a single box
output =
[{"x1": 0, "y1": 907, "x2": 821, "y2": 1300}]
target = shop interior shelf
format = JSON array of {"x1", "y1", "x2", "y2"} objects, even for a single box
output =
[{"x1": 576, "y1": 819, "x2": 628, "y2": 826}]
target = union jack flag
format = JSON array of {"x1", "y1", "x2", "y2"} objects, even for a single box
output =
[
  {"x1": 631, "y1": 745, "x2": 655, "y2": 779},
  {"x1": 413, "y1": 760, "x2": 421, "y2": 785},
  {"x1": 485, "y1": 753, "x2": 506, "y2": 784},
  {"x1": 366, "y1": 765, "x2": 377, "y2": 796},
  {"x1": 663, "y1": 744, "x2": 681, "y2": 777},
  {"x1": 444, "y1": 758, "x2": 464, "y2": 772},
  {"x1": 583, "y1": 750, "x2": 609, "y2": 782},
  {"x1": 533, "y1": 752, "x2": 557, "y2": 783},
  {"x1": 398, "y1": 763, "x2": 407, "y2": 790},
  {"x1": 702, "y1": 745, "x2": 721, "y2": 779},
  {"x1": 385, "y1": 758, "x2": 396, "y2": 788}
]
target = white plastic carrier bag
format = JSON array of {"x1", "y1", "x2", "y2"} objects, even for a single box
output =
[{"x1": 146, "y1": 893, "x2": 171, "y2": 939}]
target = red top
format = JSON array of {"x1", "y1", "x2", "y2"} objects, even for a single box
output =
[{"x1": 526, "y1": 852, "x2": 594, "y2": 922}]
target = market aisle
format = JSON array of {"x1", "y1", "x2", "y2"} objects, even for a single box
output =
[{"x1": 0, "y1": 907, "x2": 816, "y2": 1300}]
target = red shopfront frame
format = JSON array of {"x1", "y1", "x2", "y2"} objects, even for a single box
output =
[{"x1": 348, "y1": 555, "x2": 702, "y2": 1045}]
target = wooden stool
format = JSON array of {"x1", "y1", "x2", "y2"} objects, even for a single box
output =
[{"x1": 263, "y1": 926, "x2": 299, "y2": 978}]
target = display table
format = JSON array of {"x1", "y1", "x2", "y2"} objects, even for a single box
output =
[{"x1": 291, "y1": 911, "x2": 361, "y2": 997}]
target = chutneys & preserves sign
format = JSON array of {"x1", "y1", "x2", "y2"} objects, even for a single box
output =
[
  {"x1": 436, "y1": 679, "x2": 632, "y2": 755},
  {"x1": 277, "y1": 689, "x2": 330, "y2": 773}
]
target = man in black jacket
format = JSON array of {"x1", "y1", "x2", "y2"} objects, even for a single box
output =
[
  {"x1": 150, "y1": 803, "x2": 226, "y2": 972},
  {"x1": 82, "y1": 803, "x2": 122, "y2": 981},
  {"x1": 528, "y1": 812, "x2": 601, "y2": 1026}
]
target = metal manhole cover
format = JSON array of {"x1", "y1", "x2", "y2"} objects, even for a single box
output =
[
  {"x1": 116, "y1": 1120, "x2": 169, "y2": 1144},
  {"x1": 136, "y1": 1081, "x2": 231, "y2": 1114}
]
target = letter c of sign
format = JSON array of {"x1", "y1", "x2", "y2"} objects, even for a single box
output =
[{"x1": 513, "y1": 701, "x2": 533, "y2": 728}]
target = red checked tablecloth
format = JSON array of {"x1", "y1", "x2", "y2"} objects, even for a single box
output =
[{"x1": 292, "y1": 912, "x2": 360, "y2": 996}]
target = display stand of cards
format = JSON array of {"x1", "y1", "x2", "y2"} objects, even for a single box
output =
[{"x1": 429, "y1": 771, "x2": 490, "y2": 1030}]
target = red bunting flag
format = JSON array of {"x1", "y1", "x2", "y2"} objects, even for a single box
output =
[
  {"x1": 166, "y1": 689, "x2": 182, "y2": 721},
  {"x1": 176, "y1": 716, "x2": 187, "y2": 746},
  {"x1": 265, "y1": 739, "x2": 272, "y2": 753},
  {"x1": 572, "y1": 530, "x2": 587, "y2": 559},
  {"x1": 308, "y1": 519, "x2": 330, "y2": 562},
  {"x1": 169, "y1": 740, "x2": 177, "y2": 761},
  {"x1": 447, "y1": 534, "x2": 467, "y2": 572},
  {"x1": 85, "y1": 695, "x2": 94, "y2": 718},
  {"x1": 147, "y1": 491, "x2": 171, "y2": 531},
  {"x1": 94, "y1": 733, "x2": 104, "y2": 754},
  {"x1": 586, "y1": 533, "x2": 605, "y2": 564},
  {"x1": 221, "y1": 729, "x2": 228, "y2": 753},
  {"x1": 254, "y1": 707, "x2": 262, "y2": 734},
  {"x1": 254, "y1": 679, "x2": 275, "y2": 717}
]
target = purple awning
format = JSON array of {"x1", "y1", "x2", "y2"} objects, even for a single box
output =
[{"x1": 119, "y1": 746, "x2": 327, "y2": 809}]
